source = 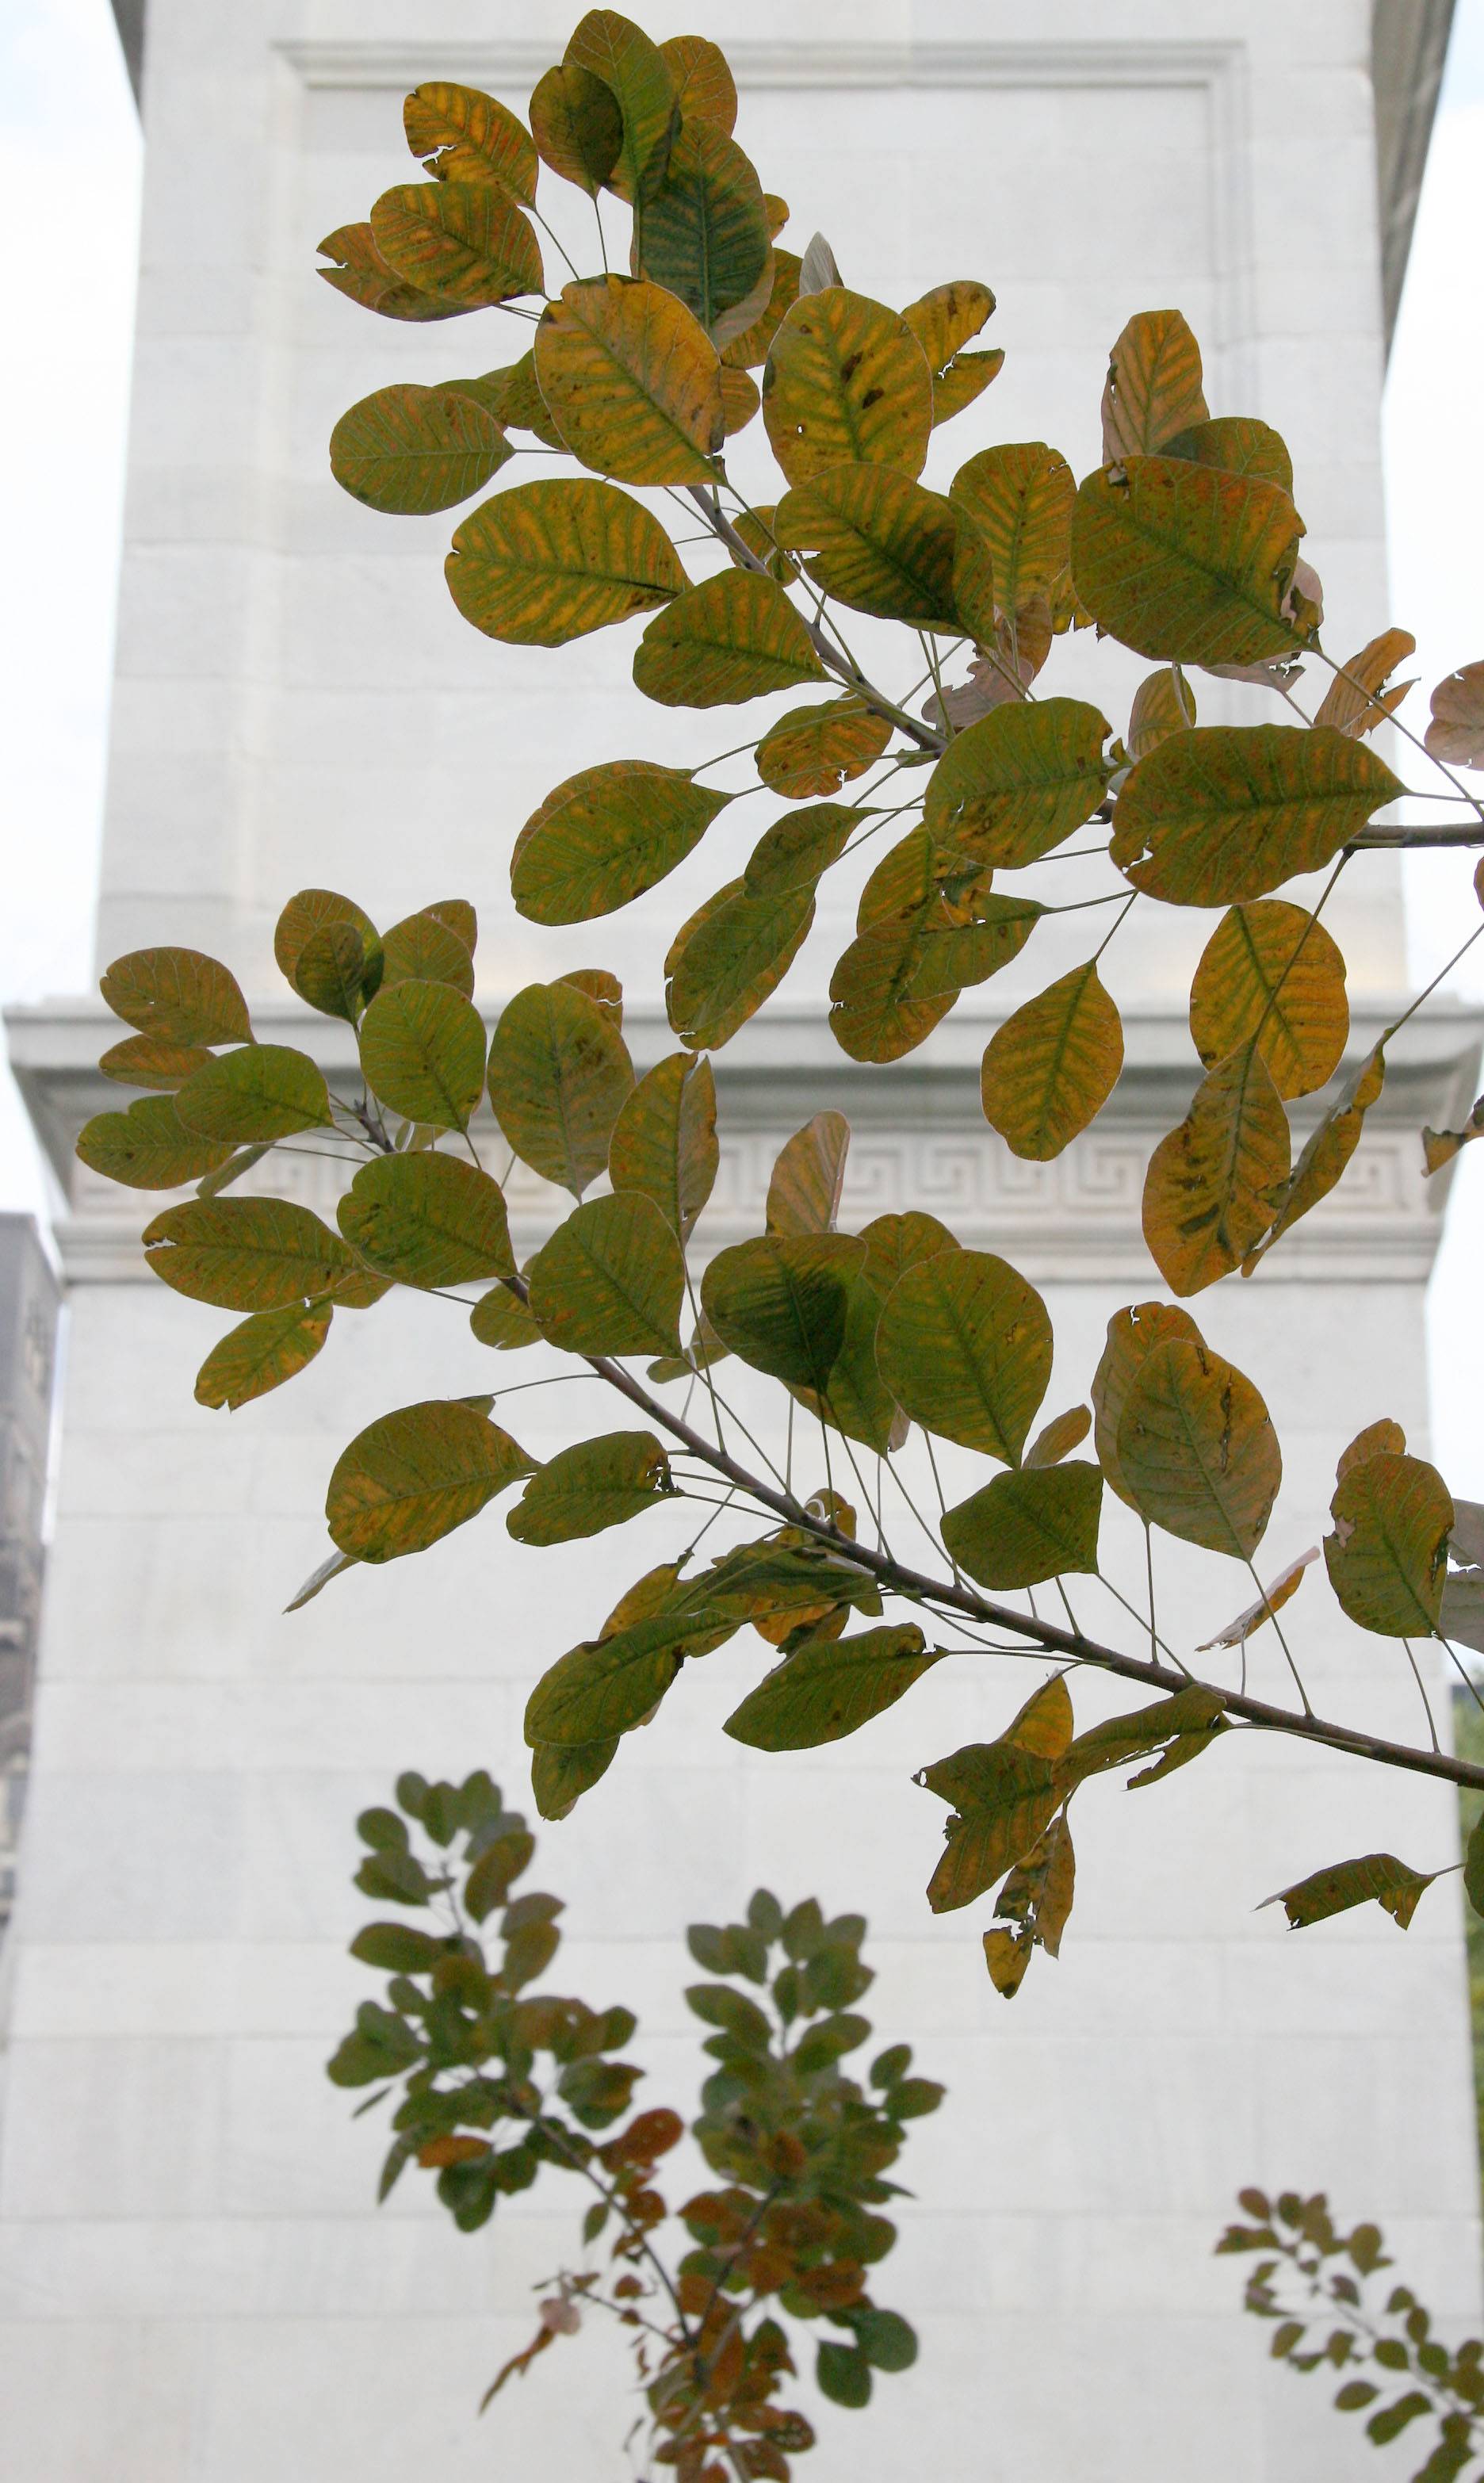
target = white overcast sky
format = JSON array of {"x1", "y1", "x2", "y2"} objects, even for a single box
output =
[{"x1": 2, "y1": 0, "x2": 1483, "y2": 1483}]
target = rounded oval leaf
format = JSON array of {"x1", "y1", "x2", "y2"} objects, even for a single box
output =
[
  {"x1": 488, "y1": 979, "x2": 634, "y2": 1194},
  {"x1": 273, "y1": 890, "x2": 382, "y2": 1021},
  {"x1": 701, "y1": 1233, "x2": 865, "y2": 1392},
  {"x1": 507, "y1": 1430, "x2": 671, "y2": 1545},
  {"x1": 317, "y1": 222, "x2": 467, "y2": 323},
  {"x1": 77, "y1": 1096, "x2": 235, "y2": 1191},
  {"x1": 981, "y1": 964, "x2": 1123, "y2": 1161},
  {"x1": 774, "y1": 465, "x2": 957, "y2": 626},
  {"x1": 359, "y1": 980, "x2": 488, "y2": 1129},
  {"x1": 949, "y1": 442, "x2": 1074, "y2": 623},
  {"x1": 100, "y1": 947, "x2": 251, "y2": 1047},
  {"x1": 533, "y1": 275, "x2": 724, "y2": 484},
  {"x1": 875, "y1": 1248, "x2": 1053, "y2": 1463},
  {"x1": 1100, "y1": 308, "x2": 1208, "y2": 461},
  {"x1": 338, "y1": 1154, "x2": 513, "y2": 1288},
  {"x1": 607, "y1": 1051, "x2": 717, "y2": 1242},
  {"x1": 763, "y1": 287, "x2": 931, "y2": 486},
  {"x1": 1115, "y1": 1335, "x2": 1279, "y2": 1558},
  {"x1": 469, "y1": 1281, "x2": 541, "y2": 1350},
  {"x1": 330, "y1": 384, "x2": 511, "y2": 516},
  {"x1": 174, "y1": 1044, "x2": 332, "y2": 1144},
  {"x1": 446, "y1": 476, "x2": 687, "y2": 647},
  {"x1": 143, "y1": 1198, "x2": 358, "y2": 1311},
  {"x1": 1090, "y1": 1302, "x2": 1202, "y2": 1509},
  {"x1": 1111, "y1": 725, "x2": 1402, "y2": 906},
  {"x1": 369, "y1": 181, "x2": 543, "y2": 307},
  {"x1": 379, "y1": 908, "x2": 475, "y2": 997},
  {"x1": 637, "y1": 117, "x2": 770, "y2": 330},
  {"x1": 327, "y1": 1399, "x2": 533, "y2": 1563},
  {"x1": 530, "y1": 61, "x2": 622, "y2": 194},
  {"x1": 511, "y1": 759, "x2": 728, "y2": 924},
  {"x1": 527, "y1": 1192, "x2": 686, "y2": 1358},
  {"x1": 1325, "y1": 1451, "x2": 1452, "y2": 1637},
  {"x1": 98, "y1": 1034, "x2": 215, "y2": 1092},
  {"x1": 755, "y1": 695, "x2": 891, "y2": 798},
  {"x1": 633, "y1": 569, "x2": 824, "y2": 707},
  {"x1": 403, "y1": 81, "x2": 538, "y2": 201},
  {"x1": 942, "y1": 1463, "x2": 1103, "y2": 1590},
  {"x1": 1142, "y1": 1043, "x2": 1291, "y2": 1295},
  {"x1": 1071, "y1": 457, "x2": 1306, "y2": 667},
  {"x1": 725, "y1": 1623, "x2": 937, "y2": 1750},
  {"x1": 1188, "y1": 899, "x2": 1348, "y2": 1098},
  {"x1": 665, "y1": 877, "x2": 814, "y2": 1050},
  {"x1": 195, "y1": 1299, "x2": 333, "y2": 1412},
  {"x1": 924, "y1": 697, "x2": 1110, "y2": 867}
]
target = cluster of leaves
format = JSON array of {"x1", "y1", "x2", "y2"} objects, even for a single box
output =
[
  {"x1": 1221, "y1": 2190, "x2": 1484, "y2": 2478},
  {"x1": 77, "y1": 10, "x2": 1484, "y2": 1995},
  {"x1": 328, "y1": 1769, "x2": 942, "y2": 2474}
]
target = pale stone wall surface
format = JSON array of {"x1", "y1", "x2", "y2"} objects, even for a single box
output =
[{"x1": 2, "y1": 3, "x2": 1482, "y2": 2477}]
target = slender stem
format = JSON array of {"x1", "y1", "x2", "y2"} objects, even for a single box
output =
[{"x1": 1401, "y1": 1636, "x2": 1440, "y2": 1753}]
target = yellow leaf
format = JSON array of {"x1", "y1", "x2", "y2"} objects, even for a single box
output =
[
  {"x1": 330, "y1": 384, "x2": 512, "y2": 516},
  {"x1": 720, "y1": 365, "x2": 759, "y2": 434},
  {"x1": 1241, "y1": 1042, "x2": 1386, "y2": 1271},
  {"x1": 1188, "y1": 899, "x2": 1348, "y2": 1099},
  {"x1": 1337, "y1": 1418, "x2": 1408, "y2": 1479},
  {"x1": 358, "y1": 980, "x2": 488, "y2": 1131},
  {"x1": 1025, "y1": 1405, "x2": 1092, "y2": 1467},
  {"x1": 327, "y1": 1399, "x2": 532, "y2": 1563},
  {"x1": 446, "y1": 476, "x2": 687, "y2": 647},
  {"x1": 1313, "y1": 628, "x2": 1416, "y2": 738},
  {"x1": 1100, "y1": 308, "x2": 1209, "y2": 460},
  {"x1": 774, "y1": 464, "x2": 956, "y2": 626},
  {"x1": 369, "y1": 182, "x2": 543, "y2": 308},
  {"x1": 1091, "y1": 1301, "x2": 1203, "y2": 1509},
  {"x1": 1115, "y1": 1334, "x2": 1280, "y2": 1558},
  {"x1": 195, "y1": 1300, "x2": 333, "y2": 1413},
  {"x1": 767, "y1": 1111, "x2": 850, "y2": 1237},
  {"x1": 607, "y1": 1051, "x2": 717, "y2": 1242},
  {"x1": 1071, "y1": 457, "x2": 1306, "y2": 668},
  {"x1": 1196, "y1": 1546, "x2": 1317, "y2": 1650},
  {"x1": 1125, "y1": 664, "x2": 1195, "y2": 761},
  {"x1": 980, "y1": 963, "x2": 1123, "y2": 1161},
  {"x1": 876, "y1": 1245, "x2": 1051, "y2": 1463},
  {"x1": 316, "y1": 223, "x2": 465, "y2": 324},
  {"x1": 633, "y1": 568, "x2": 824, "y2": 706},
  {"x1": 143, "y1": 1197, "x2": 358, "y2": 1311},
  {"x1": 403, "y1": 83, "x2": 538, "y2": 201},
  {"x1": 1261, "y1": 1852, "x2": 1439, "y2": 1932},
  {"x1": 511, "y1": 759, "x2": 728, "y2": 924},
  {"x1": 1325, "y1": 1451, "x2": 1452, "y2": 1636},
  {"x1": 98, "y1": 1034, "x2": 213, "y2": 1092},
  {"x1": 924, "y1": 696, "x2": 1110, "y2": 867},
  {"x1": 488, "y1": 979, "x2": 634, "y2": 1196},
  {"x1": 1142, "y1": 1041, "x2": 1291, "y2": 1296},
  {"x1": 658, "y1": 34, "x2": 737, "y2": 132},
  {"x1": 755, "y1": 695, "x2": 890, "y2": 798},
  {"x1": 1111, "y1": 724, "x2": 1402, "y2": 906},
  {"x1": 902, "y1": 280, "x2": 1000, "y2": 426},
  {"x1": 1422, "y1": 1093, "x2": 1484, "y2": 1174},
  {"x1": 100, "y1": 947, "x2": 251, "y2": 1047},
  {"x1": 534, "y1": 274, "x2": 723, "y2": 483},
  {"x1": 1161, "y1": 415, "x2": 1294, "y2": 493},
  {"x1": 763, "y1": 286, "x2": 932, "y2": 486},
  {"x1": 949, "y1": 442, "x2": 1074, "y2": 625}
]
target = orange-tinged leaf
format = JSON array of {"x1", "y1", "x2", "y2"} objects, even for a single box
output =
[
  {"x1": 902, "y1": 280, "x2": 1001, "y2": 426},
  {"x1": 143, "y1": 1197, "x2": 358, "y2": 1312},
  {"x1": 924, "y1": 697, "x2": 1110, "y2": 867},
  {"x1": 763, "y1": 287, "x2": 932, "y2": 487},
  {"x1": 195, "y1": 1299, "x2": 333, "y2": 1412},
  {"x1": 1125, "y1": 664, "x2": 1195, "y2": 760},
  {"x1": 1112, "y1": 724, "x2": 1401, "y2": 906},
  {"x1": 330, "y1": 383, "x2": 511, "y2": 516},
  {"x1": 404, "y1": 82, "x2": 538, "y2": 201},
  {"x1": 1100, "y1": 308, "x2": 1208, "y2": 460},
  {"x1": 633, "y1": 568, "x2": 824, "y2": 706},
  {"x1": 1337, "y1": 1418, "x2": 1408, "y2": 1479},
  {"x1": 1026, "y1": 1406, "x2": 1092, "y2": 1467},
  {"x1": 1071, "y1": 457, "x2": 1306, "y2": 668},
  {"x1": 1091, "y1": 1301, "x2": 1203, "y2": 1509},
  {"x1": 100, "y1": 947, "x2": 251, "y2": 1047},
  {"x1": 1196, "y1": 1546, "x2": 1318, "y2": 1650},
  {"x1": 1115, "y1": 1334, "x2": 1280, "y2": 1558},
  {"x1": 719, "y1": 365, "x2": 759, "y2": 434},
  {"x1": 488, "y1": 979, "x2": 634, "y2": 1196},
  {"x1": 327, "y1": 1399, "x2": 533, "y2": 1562},
  {"x1": 1188, "y1": 899, "x2": 1348, "y2": 1099},
  {"x1": 876, "y1": 1246, "x2": 1051, "y2": 1463},
  {"x1": 1261, "y1": 1852, "x2": 1440, "y2": 1932},
  {"x1": 949, "y1": 442, "x2": 1074, "y2": 625},
  {"x1": 369, "y1": 181, "x2": 543, "y2": 308},
  {"x1": 1422, "y1": 1094, "x2": 1484, "y2": 1174},
  {"x1": 755, "y1": 695, "x2": 891, "y2": 798},
  {"x1": 916, "y1": 1740, "x2": 1062, "y2": 1915},
  {"x1": 980, "y1": 963, "x2": 1123, "y2": 1161},
  {"x1": 1314, "y1": 629, "x2": 1417, "y2": 739},
  {"x1": 359, "y1": 979, "x2": 488, "y2": 1131},
  {"x1": 985, "y1": 1812, "x2": 1076, "y2": 1995},
  {"x1": 317, "y1": 223, "x2": 466, "y2": 323},
  {"x1": 767, "y1": 1111, "x2": 849, "y2": 1236},
  {"x1": 98, "y1": 1034, "x2": 213, "y2": 1092},
  {"x1": 1161, "y1": 415, "x2": 1294, "y2": 492},
  {"x1": 658, "y1": 33, "x2": 737, "y2": 132},
  {"x1": 1425, "y1": 660, "x2": 1484, "y2": 767},
  {"x1": 607, "y1": 1051, "x2": 717, "y2": 1242},
  {"x1": 1143, "y1": 1042, "x2": 1291, "y2": 1295},
  {"x1": 534, "y1": 275, "x2": 723, "y2": 484},
  {"x1": 511, "y1": 759, "x2": 727, "y2": 924},
  {"x1": 1242, "y1": 1042, "x2": 1386, "y2": 1271},
  {"x1": 446, "y1": 476, "x2": 687, "y2": 647},
  {"x1": 1325, "y1": 1450, "x2": 1452, "y2": 1637},
  {"x1": 774, "y1": 464, "x2": 958, "y2": 627}
]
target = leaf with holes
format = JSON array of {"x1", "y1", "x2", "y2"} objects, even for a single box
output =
[
  {"x1": 330, "y1": 384, "x2": 512, "y2": 516},
  {"x1": 488, "y1": 979, "x2": 633, "y2": 1195},
  {"x1": 725, "y1": 1624, "x2": 939, "y2": 1750},
  {"x1": 774, "y1": 465, "x2": 957, "y2": 628},
  {"x1": 195, "y1": 1300, "x2": 335, "y2": 1413},
  {"x1": 633, "y1": 569, "x2": 824, "y2": 706},
  {"x1": 942, "y1": 1462, "x2": 1103, "y2": 1591},
  {"x1": 1261, "y1": 1854, "x2": 1440, "y2": 1932},
  {"x1": 1112, "y1": 725, "x2": 1400, "y2": 905},
  {"x1": 143, "y1": 1198, "x2": 358, "y2": 1312},
  {"x1": 755, "y1": 696, "x2": 890, "y2": 798},
  {"x1": 1071, "y1": 457, "x2": 1306, "y2": 667},
  {"x1": 1143, "y1": 1042, "x2": 1291, "y2": 1295},
  {"x1": 327, "y1": 1400, "x2": 533, "y2": 1563},
  {"x1": 508, "y1": 1431, "x2": 673, "y2": 1544},
  {"x1": 1314, "y1": 628, "x2": 1417, "y2": 739},
  {"x1": 904, "y1": 280, "x2": 1001, "y2": 425},
  {"x1": 447, "y1": 477, "x2": 687, "y2": 648},
  {"x1": 317, "y1": 223, "x2": 468, "y2": 323},
  {"x1": 1324, "y1": 1452, "x2": 1452, "y2": 1638},
  {"x1": 701, "y1": 1233, "x2": 864, "y2": 1392},
  {"x1": 527, "y1": 1192, "x2": 685, "y2": 1357},
  {"x1": 370, "y1": 182, "x2": 542, "y2": 308},
  {"x1": 876, "y1": 1247, "x2": 1052, "y2": 1463},
  {"x1": 917, "y1": 1740, "x2": 1064, "y2": 1915},
  {"x1": 980, "y1": 964, "x2": 1123, "y2": 1161},
  {"x1": 763, "y1": 288, "x2": 932, "y2": 487},
  {"x1": 1115, "y1": 1334, "x2": 1280, "y2": 1558},
  {"x1": 173, "y1": 1045, "x2": 332, "y2": 1146},
  {"x1": 985, "y1": 1811, "x2": 1076, "y2": 1995},
  {"x1": 511, "y1": 759, "x2": 726, "y2": 925},
  {"x1": 1188, "y1": 900, "x2": 1348, "y2": 1099},
  {"x1": 534, "y1": 276, "x2": 722, "y2": 484},
  {"x1": 403, "y1": 82, "x2": 537, "y2": 200},
  {"x1": 1100, "y1": 308, "x2": 1208, "y2": 460},
  {"x1": 607, "y1": 1052, "x2": 717, "y2": 1242},
  {"x1": 359, "y1": 980, "x2": 488, "y2": 1130},
  {"x1": 924, "y1": 698, "x2": 1110, "y2": 867},
  {"x1": 338, "y1": 1154, "x2": 513, "y2": 1289}
]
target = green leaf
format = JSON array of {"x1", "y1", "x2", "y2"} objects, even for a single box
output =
[
  {"x1": 338, "y1": 1154, "x2": 513, "y2": 1288},
  {"x1": 403, "y1": 81, "x2": 538, "y2": 201},
  {"x1": 1111, "y1": 725, "x2": 1402, "y2": 905},
  {"x1": 917, "y1": 1740, "x2": 1063, "y2": 1914},
  {"x1": 530, "y1": 61, "x2": 622, "y2": 195},
  {"x1": 744, "y1": 802, "x2": 857, "y2": 899},
  {"x1": 469, "y1": 1281, "x2": 541, "y2": 1350},
  {"x1": 875, "y1": 1246, "x2": 1052, "y2": 1463},
  {"x1": 1115, "y1": 1334, "x2": 1279, "y2": 1558},
  {"x1": 828, "y1": 887, "x2": 1042, "y2": 1063},
  {"x1": 665, "y1": 875, "x2": 814, "y2": 1050},
  {"x1": 532, "y1": 1735, "x2": 619, "y2": 1819},
  {"x1": 379, "y1": 906, "x2": 476, "y2": 997},
  {"x1": 847, "y1": 2308, "x2": 918, "y2": 2373},
  {"x1": 563, "y1": 9, "x2": 676, "y2": 205},
  {"x1": 980, "y1": 964, "x2": 1123, "y2": 1162},
  {"x1": 526, "y1": 1605, "x2": 708, "y2": 1746},
  {"x1": 763, "y1": 287, "x2": 931, "y2": 486},
  {"x1": 816, "y1": 2341, "x2": 873, "y2": 2410},
  {"x1": 1059, "y1": 1684, "x2": 1225, "y2": 1792},
  {"x1": 924, "y1": 698, "x2": 1110, "y2": 866},
  {"x1": 1261, "y1": 1854, "x2": 1440, "y2": 1932},
  {"x1": 1324, "y1": 1452, "x2": 1452, "y2": 1637},
  {"x1": 774, "y1": 465, "x2": 957, "y2": 627},
  {"x1": 1090, "y1": 1301, "x2": 1202, "y2": 1509},
  {"x1": 1467, "y1": 1813, "x2": 1484, "y2": 1921},
  {"x1": 76, "y1": 1096, "x2": 235, "y2": 1191},
  {"x1": 273, "y1": 890, "x2": 382, "y2": 1022},
  {"x1": 193, "y1": 1299, "x2": 334, "y2": 1411},
  {"x1": 766, "y1": 1111, "x2": 849, "y2": 1235},
  {"x1": 1162, "y1": 415, "x2": 1294, "y2": 493},
  {"x1": 607, "y1": 1051, "x2": 717, "y2": 1242},
  {"x1": 329, "y1": 383, "x2": 511, "y2": 515},
  {"x1": 633, "y1": 569, "x2": 824, "y2": 706},
  {"x1": 1142, "y1": 1041, "x2": 1291, "y2": 1296},
  {"x1": 701, "y1": 1233, "x2": 864, "y2": 1391},
  {"x1": 1188, "y1": 899, "x2": 1348, "y2": 1099},
  {"x1": 526, "y1": 1192, "x2": 685, "y2": 1356},
  {"x1": 369, "y1": 180, "x2": 543, "y2": 308},
  {"x1": 755, "y1": 695, "x2": 891, "y2": 798},
  {"x1": 100, "y1": 947, "x2": 251, "y2": 1046},
  {"x1": 941, "y1": 1463, "x2": 1103, "y2": 1590},
  {"x1": 511, "y1": 759, "x2": 726, "y2": 923},
  {"x1": 533, "y1": 275, "x2": 722, "y2": 484},
  {"x1": 143, "y1": 1197, "x2": 358, "y2": 1310},
  {"x1": 1070, "y1": 456, "x2": 1306, "y2": 666},
  {"x1": 507, "y1": 1430, "x2": 672, "y2": 1544},
  {"x1": 637, "y1": 117, "x2": 771, "y2": 329},
  {"x1": 948, "y1": 442, "x2": 1074, "y2": 625},
  {"x1": 725, "y1": 1623, "x2": 939, "y2": 1750},
  {"x1": 172, "y1": 1043, "x2": 332, "y2": 1144},
  {"x1": 487, "y1": 978, "x2": 634, "y2": 1194},
  {"x1": 317, "y1": 222, "x2": 468, "y2": 324},
  {"x1": 358, "y1": 980, "x2": 488, "y2": 1129},
  {"x1": 98, "y1": 1033, "x2": 214, "y2": 1092},
  {"x1": 327, "y1": 1399, "x2": 533, "y2": 1562},
  {"x1": 350, "y1": 1922, "x2": 445, "y2": 1972},
  {"x1": 446, "y1": 477, "x2": 687, "y2": 647}
]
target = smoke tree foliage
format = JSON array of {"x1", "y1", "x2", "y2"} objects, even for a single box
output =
[
  {"x1": 329, "y1": 1769, "x2": 939, "y2": 2473},
  {"x1": 1222, "y1": 2191, "x2": 1484, "y2": 2480},
  {"x1": 78, "y1": 13, "x2": 1484, "y2": 1993}
]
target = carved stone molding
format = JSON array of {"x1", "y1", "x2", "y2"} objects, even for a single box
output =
[{"x1": 9, "y1": 999, "x2": 1480, "y2": 1288}]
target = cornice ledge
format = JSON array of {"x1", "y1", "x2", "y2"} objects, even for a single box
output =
[{"x1": 274, "y1": 35, "x2": 1242, "y2": 94}]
